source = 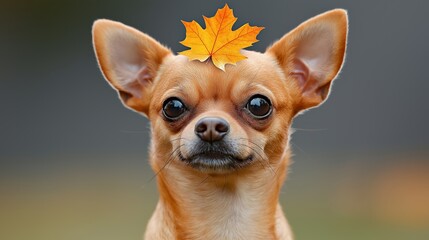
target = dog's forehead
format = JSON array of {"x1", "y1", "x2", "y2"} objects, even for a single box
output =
[{"x1": 157, "y1": 51, "x2": 285, "y2": 96}]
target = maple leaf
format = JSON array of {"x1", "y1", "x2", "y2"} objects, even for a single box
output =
[{"x1": 179, "y1": 4, "x2": 264, "y2": 71}]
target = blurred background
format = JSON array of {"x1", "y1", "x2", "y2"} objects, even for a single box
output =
[{"x1": 1, "y1": 0, "x2": 428, "y2": 239}]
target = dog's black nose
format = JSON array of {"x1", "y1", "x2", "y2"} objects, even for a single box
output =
[{"x1": 195, "y1": 117, "x2": 230, "y2": 142}]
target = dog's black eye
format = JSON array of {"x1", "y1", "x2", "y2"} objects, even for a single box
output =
[
  {"x1": 163, "y1": 98, "x2": 187, "y2": 120},
  {"x1": 246, "y1": 95, "x2": 272, "y2": 119}
]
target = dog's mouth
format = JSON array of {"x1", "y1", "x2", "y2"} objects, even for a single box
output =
[{"x1": 178, "y1": 150, "x2": 253, "y2": 172}]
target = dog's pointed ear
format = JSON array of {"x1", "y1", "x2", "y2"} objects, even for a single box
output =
[
  {"x1": 92, "y1": 19, "x2": 172, "y2": 115},
  {"x1": 266, "y1": 9, "x2": 348, "y2": 112}
]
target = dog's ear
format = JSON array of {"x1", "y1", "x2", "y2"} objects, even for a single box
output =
[
  {"x1": 92, "y1": 19, "x2": 172, "y2": 115},
  {"x1": 266, "y1": 9, "x2": 348, "y2": 112}
]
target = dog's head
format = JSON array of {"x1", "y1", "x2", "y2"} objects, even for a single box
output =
[{"x1": 92, "y1": 9, "x2": 348, "y2": 175}]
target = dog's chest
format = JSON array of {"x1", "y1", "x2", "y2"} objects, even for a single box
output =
[{"x1": 182, "y1": 187, "x2": 276, "y2": 240}]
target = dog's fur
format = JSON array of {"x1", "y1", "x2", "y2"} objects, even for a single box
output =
[{"x1": 92, "y1": 9, "x2": 348, "y2": 240}]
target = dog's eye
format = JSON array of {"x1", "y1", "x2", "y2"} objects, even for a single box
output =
[
  {"x1": 162, "y1": 98, "x2": 187, "y2": 120},
  {"x1": 245, "y1": 95, "x2": 272, "y2": 119}
]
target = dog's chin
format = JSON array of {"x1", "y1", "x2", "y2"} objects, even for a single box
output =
[{"x1": 179, "y1": 151, "x2": 253, "y2": 173}]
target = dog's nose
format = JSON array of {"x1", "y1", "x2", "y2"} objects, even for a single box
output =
[{"x1": 195, "y1": 117, "x2": 230, "y2": 142}]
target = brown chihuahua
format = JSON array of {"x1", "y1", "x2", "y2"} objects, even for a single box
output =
[{"x1": 92, "y1": 8, "x2": 348, "y2": 240}]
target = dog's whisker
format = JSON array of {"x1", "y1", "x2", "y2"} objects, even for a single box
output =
[
  {"x1": 293, "y1": 127, "x2": 327, "y2": 132},
  {"x1": 236, "y1": 137, "x2": 265, "y2": 151},
  {"x1": 198, "y1": 175, "x2": 211, "y2": 186},
  {"x1": 236, "y1": 143, "x2": 267, "y2": 170},
  {"x1": 235, "y1": 138, "x2": 289, "y2": 180},
  {"x1": 290, "y1": 142, "x2": 306, "y2": 155},
  {"x1": 236, "y1": 143, "x2": 277, "y2": 177},
  {"x1": 246, "y1": 144, "x2": 276, "y2": 177},
  {"x1": 169, "y1": 137, "x2": 191, "y2": 143},
  {"x1": 149, "y1": 144, "x2": 184, "y2": 182}
]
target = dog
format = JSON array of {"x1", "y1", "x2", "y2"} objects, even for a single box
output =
[{"x1": 92, "y1": 8, "x2": 348, "y2": 240}]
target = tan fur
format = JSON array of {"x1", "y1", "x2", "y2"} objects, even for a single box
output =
[{"x1": 92, "y1": 9, "x2": 348, "y2": 240}]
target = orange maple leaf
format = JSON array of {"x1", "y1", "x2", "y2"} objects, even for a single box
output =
[{"x1": 179, "y1": 4, "x2": 264, "y2": 71}]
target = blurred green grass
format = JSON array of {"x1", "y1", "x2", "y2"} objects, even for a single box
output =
[{"x1": 1, "y1": 154, "x2": 428, "y2": 240}]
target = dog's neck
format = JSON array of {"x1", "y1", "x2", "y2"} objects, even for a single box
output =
[{"x1": 145, "y1": 151, "x2": 293, "y2": 240}]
